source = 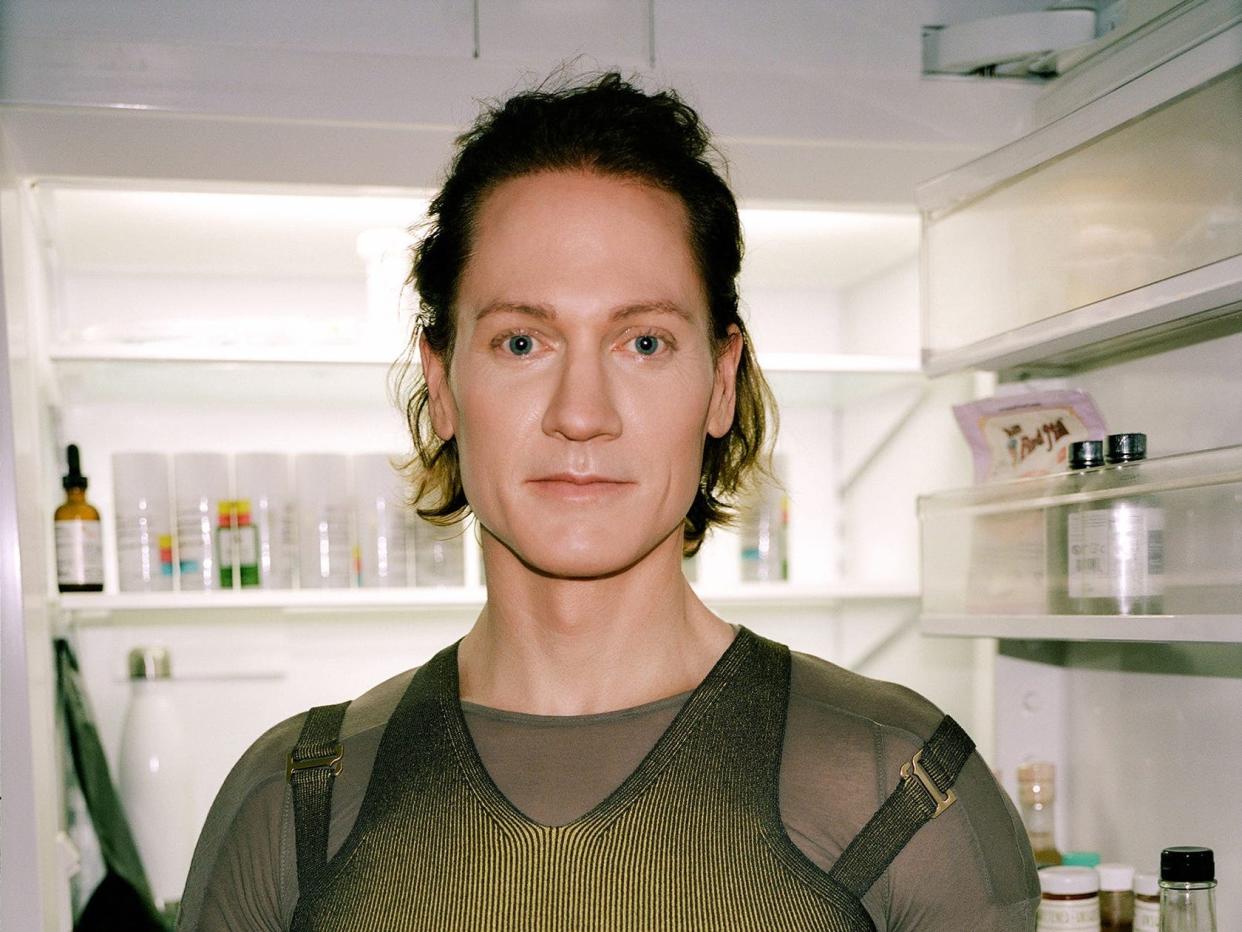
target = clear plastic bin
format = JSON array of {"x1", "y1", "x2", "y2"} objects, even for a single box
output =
[{"x1": 919, "y1": 444, "x2": 1242, "y2": 619}]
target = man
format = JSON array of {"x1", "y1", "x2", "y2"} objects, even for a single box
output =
[{"x1": 178, "y1": 73, "x2": 1039, "y2": 931}]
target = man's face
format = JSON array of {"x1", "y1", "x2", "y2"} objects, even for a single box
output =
[{"x1": 421, "y1": 170, "x2": 740, "y2": 579}]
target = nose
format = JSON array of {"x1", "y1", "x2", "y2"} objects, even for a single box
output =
[{"x1": 541, "y1": 344, "x2": 623, "y2": 442}]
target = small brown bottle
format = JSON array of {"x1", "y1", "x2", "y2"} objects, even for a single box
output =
[{"x1": 55, "y1": 444, "x2": 104, "y2": 592}]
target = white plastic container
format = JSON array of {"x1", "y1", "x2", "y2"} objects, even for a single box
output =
[
  {"x1": 1038, "y1": 866, "x2": 1101, "y2": 932},
  {"x1": 235, "y1": 453, "x2": 296, "y2": 589},
  {"x1": 295, "y1": 453, "x2": 353, "y2": 588},
  {"x1": 117, "y1": 647, "x2": 195, "y2": 913},
  {"x1": 738, "y1": 454, "x2": 788, "y2": 583},
  {"x1": 353, "y1": 453, "x2": 409, "y2": 588},
  {"x1": 172, "y1": 452, "x2": 229, "y2": 591},
  {"x1": 112, "y1": 452, "x2": 174, "y2": 592}
]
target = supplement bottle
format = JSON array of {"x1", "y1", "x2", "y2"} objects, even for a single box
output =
[
  {"x1": 1069, "y1": 433, "x2": 1164, "y2": 614},
  {"x1": 1159, "y1": 846, "x2": 1216, "y2": 932},
  {"x1": 1038, "y1": 866, "x2": 1101, "y2": 932},
  {"x1": 1133, "y1": 871, "x2": 1159, "y2": 931},
  {"x1": 1099, "y1": 863, "x2": 1135, "y2": 932},
  {"x1": 55, "y1": 444, "x2": 104, "y2": 592},
  {"x1": 1052, "y1": 439, "x2": 1103, "y2": 613}
]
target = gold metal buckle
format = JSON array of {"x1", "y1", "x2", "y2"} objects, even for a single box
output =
[
  {"x1": 286, "y1": 746, "x2": 343, "y2": 783},
  {"x1": 900, "y1": 749, "x2": 956, "y2": 819}
]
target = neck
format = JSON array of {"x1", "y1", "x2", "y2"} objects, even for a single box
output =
[{"x1": 457, "y1": 529, "x2": 734, "y2": 715}]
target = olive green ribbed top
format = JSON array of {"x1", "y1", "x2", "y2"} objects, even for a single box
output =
[{"x1": 290, "y1": 628, "x2": 877, "y2": 931}]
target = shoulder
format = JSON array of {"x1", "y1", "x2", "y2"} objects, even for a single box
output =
[
  {"x1": 779, "y1": 649, "x2": 946, "y2": 857},
  {"x1": 779, "y1": 649, "x2": 1040, "y2": 931},
  {"x1": 177, "y1": 666, "x2": 418, "y2": 931}
]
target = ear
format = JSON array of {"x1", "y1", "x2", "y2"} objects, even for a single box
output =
[
  {"x1": 706, "y1": 325, "x2": 743, "y2": 439},
  {"x1": 419, "y1": 335, "x2": 458, "y2": 442}
]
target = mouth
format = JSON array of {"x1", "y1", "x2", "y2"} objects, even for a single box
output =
[{"x1": 528, "y1": 474, "x2": 635, "y2": 499}]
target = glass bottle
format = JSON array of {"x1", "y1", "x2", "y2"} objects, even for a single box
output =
[
  {"x1": 54, "y1": 444, "x2": 104, "y2": 592},
  {"x1": 1017, "y1": 761, "x2": 1063, "y2": 869},
  {"x1": 1159, "y1": 846, "x2": 1216, "y2": 932},
  {"x1": 1099, "y1": 863, "x2": 1135, "y2": 932},
  {"x1": 1037, "y1": 866, "x2": 1100, "y2": 932},
  {"x1": 1054, "y1": 439, "x2": 1103, "y2": 614},
  {"x1": 1069, "y1": 433, "x2": 1164, "y2": 614},
  {"x1": 1134, "y1": 871, "x2": 1160, "y2": 931}
]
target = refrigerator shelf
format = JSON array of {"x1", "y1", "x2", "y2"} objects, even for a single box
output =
[
  {"x1": 55, "y1": 580, "x2": 921, "y2": 623},
  {"x1": 919, "y1": 443, "x2": 1242, "y2": 628},
  {"x1": 47, "y1": 344, "x2": 923, "y2": 408},
  {"x1": 922, "y1": 613, "x2": 1242, "y2": 644}
]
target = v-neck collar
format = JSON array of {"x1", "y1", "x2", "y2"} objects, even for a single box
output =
[{"x1": 435, "y1": 626, "x2": 758, "y2": 832}]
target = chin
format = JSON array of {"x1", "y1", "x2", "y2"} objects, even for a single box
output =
[{"x1": 497, "y1": 525, "x2": 663, "y2": 581}]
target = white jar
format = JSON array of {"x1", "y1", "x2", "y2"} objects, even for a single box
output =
[
  {"x1": 295, "y1": 453, "x2": 353, "y2": 588},
  {"x1": 1133, "y1": 871, "x2": 1160, "y2": 931},
  {"x1": 172, "y1": 452, "x2": 230, "y2": 590},
  {"x1": 353, "y1": 453, "x2": 409, "y2": 588},
  {"x1": 113, "y1": 452, "x2": 174, "y2": 592},
  {"x1": 1038, "y1": 866, "x2": 1101, "y2": 932}
]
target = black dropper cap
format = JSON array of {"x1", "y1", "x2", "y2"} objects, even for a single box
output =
[
  {"x1": 1161, "y1": 846, "x2": 1215, "y2": 883},
  {"x1": 1106, "y1": 433, "x2": 1148, "y2": 464},
  {"x1": 1069, "y1": 440, "x2": 1104, "y2": 470},
  {"x1": 62, "y1": 444, "x2": 88, "y2": 491}
]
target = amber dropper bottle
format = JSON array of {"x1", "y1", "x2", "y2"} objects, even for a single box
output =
[{"x1": 55, "y1": 444, "x2": 104, "y2": 592}]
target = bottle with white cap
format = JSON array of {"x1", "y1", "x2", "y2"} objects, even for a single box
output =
[
  {"x1": 1098, "y1": 863, "x2": 1135, "y2": 931},
  {"x1": 117, "y1": 647, "x2": 195, "y2": 919},
  {"x1": 1159, "y1": 846, "x2": 1216, "y2": 932},
  {"x1": 1133, "y1": 871, "x2": 1160, "y2": 931},
  {"x1": 1037, "y1": 866, "x2": 1101, "y2": 932}
]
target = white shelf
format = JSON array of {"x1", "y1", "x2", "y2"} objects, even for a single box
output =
[
  {"x1": 47, "y1": 343, "x2": 922, "y2": 407},
  {"x1": 56, "y1": 581, "x2": 920, "y2": 623},
  {"x1": 922, "y1": 613, "x2": 1242, "y2": 644}
]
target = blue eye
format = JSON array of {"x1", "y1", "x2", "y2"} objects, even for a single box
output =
[
  {"x1": 633, "y1": 334, "x2": 661, "y2": 356},
  {"x1": 506, "y1": 334, "x2": 534, "y2": 356}
]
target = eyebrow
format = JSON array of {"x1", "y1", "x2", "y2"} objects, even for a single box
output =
[{"x1": 474, "y1": 300, "x2": 694, "y2": 325}]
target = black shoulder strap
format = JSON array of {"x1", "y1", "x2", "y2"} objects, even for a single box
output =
[
  {"x1": 828, "y1": 715, "x2": 975, "y2": 899},
  {"x1": 288, "y1": 701, "x2": 351, "y2": 887}
]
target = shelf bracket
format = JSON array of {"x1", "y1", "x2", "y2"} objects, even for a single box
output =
[{"x1": 837, "y1": 384, "x2": 932, "y2": 497}]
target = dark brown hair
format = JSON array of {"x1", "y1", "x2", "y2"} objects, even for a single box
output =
[{"x1": 393, "y1": 72, "x2": 776, "y2": 555}]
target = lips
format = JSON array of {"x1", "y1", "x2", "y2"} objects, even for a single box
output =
[
  {"x1": 528, "y1": 473, "x2": 635, "y2": 499},
  {"x1": 533, "y1": 473, "x2": 628, "y2": 485}
]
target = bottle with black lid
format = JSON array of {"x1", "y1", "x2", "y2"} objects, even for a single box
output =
[
  {"x1": 1068, "y1": 433, "x2": 1165, "y2": 615},
  {"x1": 54, "y1": 444, "x2": 104, "y2": 592},
  {"x1": 1159, "y1": 846, "x2": 1216, "y2": 931},
  {"x1": 1051, "y1": 439, "x2": 1104, "y2": 614}
]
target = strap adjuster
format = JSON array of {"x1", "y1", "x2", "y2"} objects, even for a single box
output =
[
  {"x1": 900, "y1": 749, "x2": 956, "y2": 819},
  {"x1": 286, "y1": 745, "x2": 343, "y2": 783}
]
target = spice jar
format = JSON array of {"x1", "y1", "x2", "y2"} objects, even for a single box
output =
[
  {"x1": 1132, "y1": 871, "x2": 1159, "y2": 931},
  {"x1": 1099, "y1": 863, "x2": 1135, "y2": 931},
  {"x1": 1038, "y1": 866, "x2": 1101, "y2": 932}
]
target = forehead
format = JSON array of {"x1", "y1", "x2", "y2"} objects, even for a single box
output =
[{"x1": 458, "y1": 170, "x2": 706, "y2": 316}]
